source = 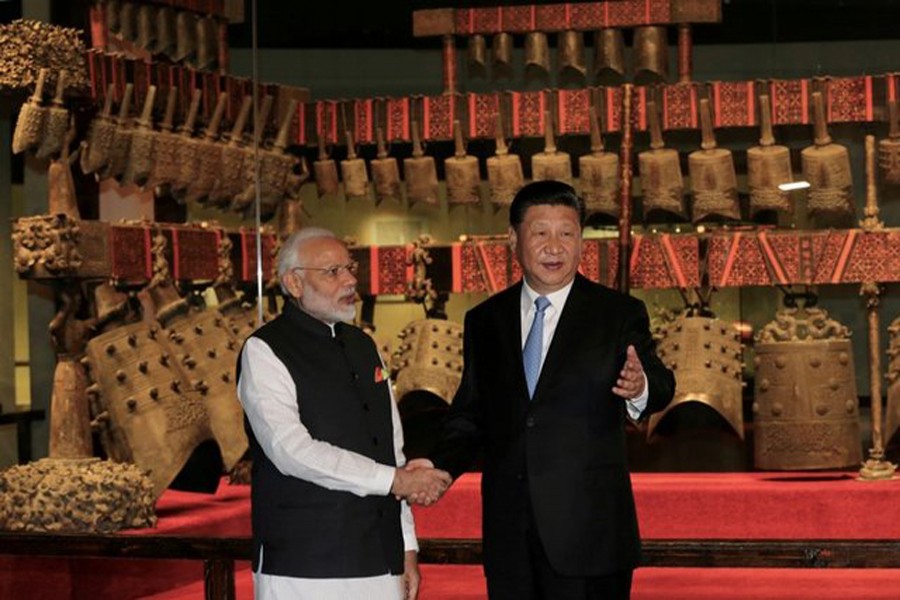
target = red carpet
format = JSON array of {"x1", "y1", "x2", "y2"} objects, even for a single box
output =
[{"x1": 4, "y1": 472, "x2": 900, "y2": 599}]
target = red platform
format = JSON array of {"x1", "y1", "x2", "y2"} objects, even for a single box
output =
[{"x1": 3, "y1": 472, "x2": 900, "y2": 599}]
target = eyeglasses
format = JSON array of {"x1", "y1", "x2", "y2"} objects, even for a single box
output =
[{"x1": 291, "y1": 261, "x2": 359, "y2": 279}]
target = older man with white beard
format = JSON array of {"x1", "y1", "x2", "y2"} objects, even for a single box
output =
[{"x1": 237, "y1": 227, "x2": 451, "y2": 600}]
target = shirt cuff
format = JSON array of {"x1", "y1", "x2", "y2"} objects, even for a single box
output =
[
  {"x1": 373, "y1": 463, "x2": 397, "y2": 497},
  {"x1": 625, "y1": 372, "x2": 650, "y2": 421}
]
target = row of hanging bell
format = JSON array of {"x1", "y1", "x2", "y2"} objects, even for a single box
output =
[
  {"x1": 106, "y1": 0, "x2": 219, "y2": 70},
  {"x1": 467, "y1": 26, "x2": 668, "y2": 83}
]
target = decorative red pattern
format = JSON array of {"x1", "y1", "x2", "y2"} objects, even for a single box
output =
[
  {"x1": 648, "y1": 0, "x2": 671, "y2": 22},
  {"x1": 631, "y1": 237, "x2": 673, "y2": 289},
  {"x1": 468, "y1": 92, "x2": 500, "y2": 139},
  {"x1": 503, "y1": 5, "x2": 532, "y2": 32},
  {"x1": 173, "y1": 229, "x2": 219, "y2": 281},
  {"x1": 812, "y1": 231, "x2": 843, "y2": 284},
  {"x1": 607, "y1": 0, "x2": 645, "y2": 27},
  {"x1": 376, "y1": 246, "x2": 409, "y2": 295},
  {"x1": 712, "y1": 81, "x2": 756, "y2": 128},
  {"x1": 316, "y1": 100, "x2": 339, "y2": 145},
  {"x1": 511, "y1": 91, "x2": 547, "y2": 137},
  {"x1": 570, "y1": 3, "x2": 601, "y2": 29},
  {"x1": 354, "y1": 99, "x2": 374, "y2": 145},
  {"x1": 471, "y1": 7, "x2": 501, "y2": 33},
  {"x1": 460, "y1": 244, "x2": 487, "y2": 293},
  {"x1": 557, "y1": 89, "x2": 591, "y2": 135},
  {"x1": 604, "y1": 86, "x2": 623, "y2": 131},
  {"x1": 827, "y1": 76, "x2": 871, "y2": 123},
  {"x1": 483, "y1": 243, "x2": 512, "y2": 291},
  {"x1": 607, "y1": 241, "x2": 620, "y2": 289},
  {"x1": 764, "y1": 232, "x2": 802, "y2": 284},
  {"x1": 386, "y1": 97, "x2": 411, "y2": 142},
  {"x1": 665, "y1": 235, "x2": 701, "y2": 288},
  {"x1": 841, "y1": 231, "x2": 893, "y2": 283},
  {"x1": 663, "y1": 83, "x2": 698, "y2": 130},
  {"x1": 535, "y1": 4, "x2": 567, "y2": 30},
  {"x1": 423, "y1": 94, "x2": 455, "y2": 141},
  {"x1": 110, "y1": 226, "x2": 151, "y2": 282},
  {"x1": 580, "y1": 239, "x2": 601, "y2": 283},
  {"x1": 455, "y1": 8, "x2": 472, "y2": 35},
  {"x1": 727, "y1": 235, "x2": 770, "y2": 287},
  {"x1": 769, "y1": 79, "x2": 809, "y2": 125}
]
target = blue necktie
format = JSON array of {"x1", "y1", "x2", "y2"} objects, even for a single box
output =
[{"x1": 523, "y1": 296, "x2": 550, "y2": 399}]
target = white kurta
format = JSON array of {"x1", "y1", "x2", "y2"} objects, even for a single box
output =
[{"x1": 238, "y1": 331, "x2": 417, "y2": 600}]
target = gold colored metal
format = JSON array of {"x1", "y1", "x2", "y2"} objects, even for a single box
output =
[
  {"x1": 754, "y1": 307, "x2": 863, "y2": 469},
  {"x1": 593, "y1": 29, "x2": 625, "y2": 84},
  {"x1": 748, "y1": 94, "x2": 793, "y2": 217},
  {"x1": 404, "y1": 120, "x2": 440, "y2": 206},
  {"x1": 486, "y1": 111, "x2": 524, "y2": 210},
  {"x1": 580, "y1": 106, "x2": 620, "y2": 220},
  {"x1": 531, "y1": 109, "x2": 572, "y2": 184},
  {"x1": 634, "y1": 26, "x2": 669, "y2": 84},
  {"x1": 558, "y1": 30, "x2": 586, "y2": 77},
  {"x1": 689, "y1": 97, "x2": 740, "y2": 222},
  {"x1": 648, "y1": 313, "x2": 744, "y2": 440},
  {"x1": 445, "y1": 120, "x2": 481, "y2": 205},
  {"x1": 859, "y1": 282, "x2": 897, "y2": 480},
  {"x1": 802, "y1": 91, "x2": 854, "y2": 218},
  {"x1": 391, "y1": 319, "x2": 464, "y2": 406},
  {"x1": 639, "y1": 99, "x2": 687, "y2": 220},
  {"x1": 524, "y1": 31, "x2": 551, "y2": 73}
]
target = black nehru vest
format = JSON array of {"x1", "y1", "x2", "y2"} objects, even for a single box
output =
[{"x1": 238, "y1": 301, "x2": 403, "y2": 578}]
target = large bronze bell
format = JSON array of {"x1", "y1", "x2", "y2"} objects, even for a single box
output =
[
  {"x1": 634, "y1": 26, "x2": 669, "y2": 84},
  {"x1": 593, "y1": 29, "x2": 625, "y2": 85},
  {"x1": 753, "y1": 307, "x2": 862, "y2": 469},
  {"x1": 648, "y1": 313, "x2": 744, "y2": 440}
]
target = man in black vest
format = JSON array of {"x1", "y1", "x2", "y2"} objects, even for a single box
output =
[{"x1": 238, "y1": 227, "x2": 451, "y2": 600}]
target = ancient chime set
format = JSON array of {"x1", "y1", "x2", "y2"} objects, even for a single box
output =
[
  {"x1": 99, "y1": 0, "x2": 227, "y2": 71},
  {"x1": 463, "y1": 24, "x2": 671, "y2": 85},
  {"x1": 11, "y1": 74, "x2": 307, "y2": 221}
]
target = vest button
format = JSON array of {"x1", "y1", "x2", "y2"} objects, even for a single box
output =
[
  {"x1": 372, "y1": 436, "x2": 379, "y2": 446},
  {"x1": 352, "y1": 372, "x2": 359, "y2": 380},
  {"x1": 363, "y1": 403, "x2": 370, "y2": 411},
  {"x1": 526, "y1": 416, "x2": 536, "y2": 428}
]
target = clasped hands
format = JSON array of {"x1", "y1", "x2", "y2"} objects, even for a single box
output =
[{"x1": 391, "y1": 458, "x2": 449, "y2": 506}]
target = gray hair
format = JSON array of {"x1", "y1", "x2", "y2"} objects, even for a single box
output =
[{"x1": 277, "y1": 227, "x2": 338, "y2": 295}]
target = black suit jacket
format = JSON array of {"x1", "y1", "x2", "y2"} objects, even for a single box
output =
[{"x1": 431, "y1": 274, "x2": 675, "y2": 578}]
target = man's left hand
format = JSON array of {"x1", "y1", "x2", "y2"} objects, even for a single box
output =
[
  {"x1": 612, "y1": 345, "x2": 646, "y2": 400},
  {"x1": 402, "y1": 550, "x2": 421, "y2": 600}
]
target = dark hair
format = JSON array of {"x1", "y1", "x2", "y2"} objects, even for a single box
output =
[{"x1": 508, "y1": 180, "x2": 586, "y2": 229}]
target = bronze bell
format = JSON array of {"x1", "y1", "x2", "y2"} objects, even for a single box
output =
[
  {"x1": 195, "y1": 15, "x2": 218, "y2": 70},
  {"x1": 492, "y1": 32, "x2": 513, "y2": 74},
  {"x1": 558, "y1": 30, "x2": 586, "y2": 77},
  {"x1": 524, "y1": 31, "x2": 551, "y2": 74},
  {"x1": 156, "y1": 7, "x2": 177, "y2": 58},
  {"x1": 174, "y1": 10, "x2": 198, "y2": 64},
  {"x1": 634, "y1": 26, "x2": 669, "y2": 84},
  {"x1": 468, "y1": 34, "x2": 487, "y2": 76},
  {"x1": 136, "y1": 4, "x2": 157, "y2": 51},
  {"x1": 593, "y1": 29, "x2": 625, "y2": 85},
  {"x1": 106, "y1": 0, "x2": 122, "y2": 33},
  {"x1": 119, "y1": 1, "x2": 138, "y2": 42}
]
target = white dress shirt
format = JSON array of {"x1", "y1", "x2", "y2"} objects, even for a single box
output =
[
  {"x1": 238, "y1": 327, "x2": 417, "y2": 600},
  {"x1": 520, "y1": 280, "x2": 648, "y2": 419}
]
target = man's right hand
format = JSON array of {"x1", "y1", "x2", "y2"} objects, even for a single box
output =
[{"x1": 391, "y1": 462, "x2": 450, "y2": 506}]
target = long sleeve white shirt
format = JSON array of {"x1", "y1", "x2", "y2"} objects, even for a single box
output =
[{"x1": 238, "y1": 332, "x2": 416, "y2": 600}]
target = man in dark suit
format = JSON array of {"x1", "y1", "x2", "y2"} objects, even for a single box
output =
[{"x1": 408, "y1": 180, "x2": 675, "y2": 599}]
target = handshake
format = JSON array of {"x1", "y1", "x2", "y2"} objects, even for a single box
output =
[{"x1": 391, "y1": 458, "x2": 450, "y2": 506}]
